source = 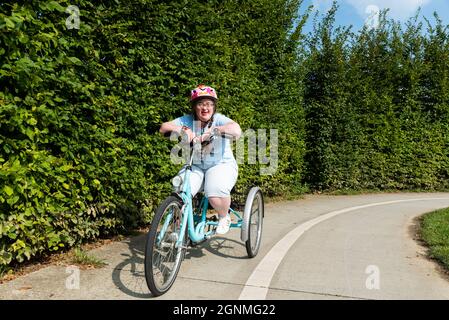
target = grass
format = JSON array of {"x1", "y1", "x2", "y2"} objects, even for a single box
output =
[
  {"x1": 420, "y1": 208, "x2": 449, "y2": 272},
  {"x1": 0, "y1": 266, "x2": 10, "y2": 279},
  {"x1": 0, "y1": 240, "x2": 113, "y2": 284},
  {"x1": 69, "y1": 248, "x2": 108, "y2": 268}
]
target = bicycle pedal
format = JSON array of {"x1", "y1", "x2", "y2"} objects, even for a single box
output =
[
  {"x1": 167, "y1": 233, "x2": 178, "y2": 243},
  {"x1": 190, "y1": 238, "x2": 208, "y2": 247},
  {"x1": 187, "y1": 239, "x2": 198, "y2": 247}
]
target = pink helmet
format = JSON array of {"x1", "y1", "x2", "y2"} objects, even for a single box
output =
[{"x1": 190, "y1": 84, "x2": 218, "y2": 103}]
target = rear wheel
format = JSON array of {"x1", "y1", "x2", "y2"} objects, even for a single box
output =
[
  {"x1": 144, "y1": 196, "x2": 187, "y2": 296},
  {"x1": 244, "y1": 188, "x2": 264, "y2": 258}
]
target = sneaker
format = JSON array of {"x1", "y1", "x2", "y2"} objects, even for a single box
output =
[{"x1": 216, "y1": 214, "x2": 231, "y2": 235}]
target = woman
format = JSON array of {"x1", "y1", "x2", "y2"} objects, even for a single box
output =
[{"x1": 159, "y1": 84, "x2": 241, "y2": 234}]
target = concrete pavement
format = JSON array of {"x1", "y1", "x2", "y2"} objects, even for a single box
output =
[{"x1": 1, "y1": 193, "x2": 449, "y2": 300}]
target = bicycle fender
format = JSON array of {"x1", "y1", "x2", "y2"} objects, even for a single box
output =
[{"x1": 240, "y1": 186, "x2": 261, "y2": 242}]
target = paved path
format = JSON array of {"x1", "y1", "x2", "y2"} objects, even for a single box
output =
[{"x1": 2, "y1": 193, "x2": 449, "y2": 300}]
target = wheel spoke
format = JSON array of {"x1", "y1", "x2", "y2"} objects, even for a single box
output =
[{"x1": 145, "y1": 197, "x2": 187, "y2": 295}]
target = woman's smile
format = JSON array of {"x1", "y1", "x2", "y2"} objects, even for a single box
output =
[
  {"x1": 195, "y1": 99, "x2": 215, "y2": 121},
  {"x1": 199, "y1": 109, "x2": 211, "y2": 119}
]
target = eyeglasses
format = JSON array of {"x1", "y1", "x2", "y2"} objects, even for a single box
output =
[{"x1": 196, "y1": 101, "x2": 215, "y2": 108}]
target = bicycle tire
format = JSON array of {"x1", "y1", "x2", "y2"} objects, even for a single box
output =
[
  {"x1": 245, "y1": 188, "x2": 264, "y2": 258},
  {"x1": 144, "y1": 195, "x2": 187, "y2": 296}
]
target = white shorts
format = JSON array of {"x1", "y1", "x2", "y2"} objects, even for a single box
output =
[{"x1": 177, "y1": 161, "x2": 238, "y2": 198}]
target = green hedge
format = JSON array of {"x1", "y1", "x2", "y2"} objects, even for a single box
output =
[
  {"x1": 1, "y1": 1, "x2": 449, "y2": 271},
  {"x1": 0, "y1": 0, "x2": 306, "y2": 269},
  {"x1": 303, "y1": 6, "x2": 449, "y2": 191}
]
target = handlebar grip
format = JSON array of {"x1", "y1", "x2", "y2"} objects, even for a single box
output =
[{"x1": 220, "y1": 133, "x2": 235, "y2": 140}]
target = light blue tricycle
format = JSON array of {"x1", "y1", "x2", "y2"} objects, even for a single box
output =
[{"x1": 144, "y1": 132, "x2": 264, "y2": 296}]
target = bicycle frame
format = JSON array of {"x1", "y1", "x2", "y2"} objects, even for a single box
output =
[
  {"x1": 171, "y1": 143, "x2": 243, "y2": 248},
  {"x1": 146, "y1": 130, "x2": 264, "y2": 297}
]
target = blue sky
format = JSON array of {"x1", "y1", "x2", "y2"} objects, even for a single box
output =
[{"x1": 299, "y1": 0, "x2": 449, "y2": 34}]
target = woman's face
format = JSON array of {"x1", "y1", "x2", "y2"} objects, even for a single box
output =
[{"x1": 194, "y1": 98, "x2": 215, "y2": 122}]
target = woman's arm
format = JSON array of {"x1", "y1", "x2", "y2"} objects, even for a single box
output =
[
  {"x1": 159, "y1": 121, "x2": 182, "y2": 135},
  {"x1": 215, "y1": 121, "x2": 242, "y2": 139},
  {"x1": 160, "y1": 121, "x2": 196, "y2": 141}
]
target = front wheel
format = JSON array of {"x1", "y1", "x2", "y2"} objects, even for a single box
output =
[
  {"x1": 144, "y1": 196, "x2": 186, "y2": 296},
  {"x1": 243, "y1": 187, "x2": 264, "y2": 258}
]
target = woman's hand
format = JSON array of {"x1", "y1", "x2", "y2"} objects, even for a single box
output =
[
  {"x1": 213, "y1": 122, "x2": 241, "y2": 139},
  {"x1": 180, "y1": 126, "x2": 196, "y2": 143},
  {"x1": 198, "y1": 126, "x2": 217, "y2": 144}
]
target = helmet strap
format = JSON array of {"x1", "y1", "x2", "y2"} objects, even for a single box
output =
[{"x1": 200, "y1": 115, "x2": 214, "y2": 130}]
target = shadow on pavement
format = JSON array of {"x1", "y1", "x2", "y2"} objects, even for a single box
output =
[
  {"x1": 111, "y1": 233, "x2": 153, "y2": 299},
  {"x1": 192, "y1": 237, "x2": 248, "y2": 260},
  {"x1": 111, "y1": 232, "x2": 248, "y2": 299}
]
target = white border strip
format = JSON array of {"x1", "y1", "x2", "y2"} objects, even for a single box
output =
[{"x1": 238, "y1": 198, "x2": 449, "y2": 300}]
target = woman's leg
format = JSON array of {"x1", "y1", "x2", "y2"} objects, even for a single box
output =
[
  {"x1": 204, "y1": 162, "x2": 238, "y2": 218},
  {"x1": 208, "y1": 196, "x2": 231, "y2": 217},
  {"x1": 176, "y1": 165, "x2": 204, "y2": 197}
]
